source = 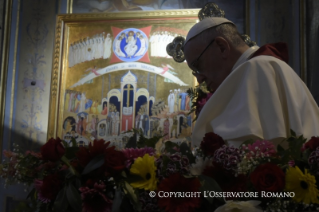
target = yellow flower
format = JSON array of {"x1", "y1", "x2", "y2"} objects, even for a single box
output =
[
  {"x1": 130, "y1": 154, "x2": 158, "y2": 191},
  {"x1": 285, "y1": 166, "x2": 319, "y2": 204}
]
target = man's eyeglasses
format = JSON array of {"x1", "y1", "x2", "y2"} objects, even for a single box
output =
[{"x1": 190, "y1": 39, "x2": 215, "y2": 76}]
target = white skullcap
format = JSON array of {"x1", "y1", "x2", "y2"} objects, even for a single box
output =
[
  {"x1": 185, "y1": 17, "x2": 234, "y2": 45},
  {"x1": 170, "y1": 90, "x2": 172, "y2": 92}
]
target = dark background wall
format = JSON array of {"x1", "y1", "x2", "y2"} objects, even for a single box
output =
[{"x1": 306, "y1": 0, "x2": 319, "y2": 104}]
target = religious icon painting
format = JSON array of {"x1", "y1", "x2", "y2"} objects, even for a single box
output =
[{"x1": 48, "y1": 10, "x2": 200, "y2": 149}]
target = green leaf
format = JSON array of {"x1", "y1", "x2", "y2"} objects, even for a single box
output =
[
  {"x1": 290, "y1": 129, "x2": 296, "y2": 137},
  {"x1": 64, "y1": 146, "x2": 80, "y2": 160},
  {"x1": 123, "y1": 181, "x2": 141, "y2": 211},
  {"x1": 66, "y1": 184, "x2": 82, "y2": 212},
  {"x1": 287, "y1": 135, "x2": 306, "y2": 160},
  {"x1": 54, "y1": 186, "x2": 69, "y2": 212},
  {"x1": 71, "y1": 137, "x2": 78, "y2": 147},
  {"x1": 112, "y1": 188, "x2": 124, "y2": 212},
  {"x1": 125, "y1": 132, "x2": 137, "y2": 148},
  {"x1": 61, "y1": 156, "x2": 78, "y2": 176},
  {"x1": 180, "y1": 142, "x2": 196, "y2": 164},
  {"x1": 82, "y1": 154, "x2": 104, "y2": 175},
  {"x1": 302, "y1": 149, "x2": 311, "y2": 162},
  {"x1": 277, "y1": 144, "x2": 285, "y2": 157},
  {"x1": 26, "y1": 188, "x2": 36, "y2": 200},
  {"x1": 62, "y1": 140, "x2": 70, "y2": 148},
  {"x1": 199, "y1": 175, "x2": 225, "y2": 203}
]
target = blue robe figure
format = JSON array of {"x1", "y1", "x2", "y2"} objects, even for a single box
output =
[
  {"x1": 179, "y1": 93, "x2": 188, "y2": 110},
  {"x1": 85, "y1": 99, "x2": 93, "y2": 110},
  {"x1": 142, "y1": 114, "x2": 150, "y2": 136},
  {"x1": 187, "y1": 115, "x2": 192, "y2": 127}
]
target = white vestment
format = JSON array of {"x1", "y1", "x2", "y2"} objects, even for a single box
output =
[
  {"x1": 192, "y1": 46, "x2": 319, "y2": 147},
  {"x1": 81, "y1": 41, "x2": 87, "y2": 62},
  {"x1": 73, "y1": 45, "x2": 78, "y2": 65},
  {"x1": 135, "y1": 38, "x2": 146, "y2": 56},
  {"x1": 103, "y1": 36, "x2": 112, "y2": 59},
  {"x1": 124, "y1": 36, "x2": 138, "y2": 57},
  {"x1": 79, "y1": 93, "x2": 86, "y2": 113},
  {"x1": 115, "y1": 39, "x2": 126, "y2": 57},
  {"x1": 168, "y1": 93, "x2": 175, "y2": 113}
]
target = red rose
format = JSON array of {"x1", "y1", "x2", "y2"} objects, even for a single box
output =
[
  {"x1": 104, "y1": 147, "x2": 126, "y2": 175},
  {"x1": 75, "y1": 139, "x2": 125, "y2": 176},
  {"x1": 76, "y1": 139, "x2": 111, "y2": 167},
  {"x1": 34, "y1": 174, "x2": 63, "y2": 202},
  {"x1": 157, "y1": 173, "x2": 201, "y2": 212},
  {"x1": 200, "y1": 132, "x2": 225, "y2": 157},
  {"x1": 41, "y1": 137, "x2": 65, "y2": 162},
  {"x1": 302, "y1": 137, "x2": 319, "y2": 152},
  {"x1": 250, "y1": 163, "x2": 285, "y2": 192}
]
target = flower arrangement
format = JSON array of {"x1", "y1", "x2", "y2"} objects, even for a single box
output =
[
  {"x1": 1, "y1": 129, "x2": 319, "y2": 212},
  {"x1": 186, "y1": 82, "x2": 213, "y2": 121}
]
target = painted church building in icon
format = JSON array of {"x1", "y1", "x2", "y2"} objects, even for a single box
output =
[
  {"x1": 99, "y1": 70, "x2": 152, "y2": 138},
  {"x1": 121, "y1": 71, "x2": 137, "y2": 132}
]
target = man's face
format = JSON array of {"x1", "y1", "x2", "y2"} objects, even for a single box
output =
[{"x1": 184, "y1": 36, "x2": 230, "y2": 92}]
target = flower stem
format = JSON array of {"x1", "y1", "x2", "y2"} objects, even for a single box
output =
[{"x1": 61, "y1": 156, "x2": 79, "y2": 176}]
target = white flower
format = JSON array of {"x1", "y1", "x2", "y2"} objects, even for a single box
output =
[
  {"x1": 214, "y1": 200, "x2": 263, "y2": 212},
  {"x1": 189, "y1": 156, "x2": 211, "y2": 176}
]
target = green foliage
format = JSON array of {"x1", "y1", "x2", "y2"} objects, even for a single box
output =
[
  {"x1": 123, "y1": 181, "x2": 142, "y2": 212},
  {"x1": 125, "y1": 128, "x2": 162, "y2": 149},
  {"x1": 53, "y1": 186, "x2": 68, "y2": 212},
  {"x1": 66, "y1": 183, "x2": 82, "y2": 212},
  {"x1": 186, "y1": 82, "x2": 211, "y2": 121},
  {"x1": 199, "y1": 175, "x2": 224, "y2": 204},
  {"x1": 125, "y1": 131, "x2": 137, "y2": 148},
  {"x1": 81, "y1": 154, "x2": 104, "y2": 175},
  {"x1": 179, "y1": 142, "x2": 196, "y2": 164}
]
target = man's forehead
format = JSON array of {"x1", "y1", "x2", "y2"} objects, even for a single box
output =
[{"x1": 184, "y1": 36, "x2": 205, "y2": 53}]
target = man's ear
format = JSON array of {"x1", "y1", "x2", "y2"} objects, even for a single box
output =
[{"x1": 215, "y1": 36, "x2": 230, "y2": 58}]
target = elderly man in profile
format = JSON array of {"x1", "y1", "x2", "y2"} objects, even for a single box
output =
[{"x1": 182, "y1": 7, "x2": 319, "y2": 147}]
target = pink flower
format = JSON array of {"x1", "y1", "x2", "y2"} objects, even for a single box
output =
[
  {"x1": 25, "y1": 150, "x2": 42, "y2": 159},
  {"x1": 195, "y1": 93, "x2": 213, "y2": 116},
  {"x1": 3, "y1": 150, "x2": 18, "y2": 158},
  {"x1": 288, "y1": 160, "x2": 295, "y2": 167},
  {"x1": 245, "y1": 140, "x2": 276, "y2": 158},
  {"x1": 34, "y1": 174, "x2": 62, "y2": 203},
  {"x1": 122, "y1": 147, "x2": 156, "y2": 167},
  {"x1": 79, "y1": 182, "x2": 112, "y2": 212}
]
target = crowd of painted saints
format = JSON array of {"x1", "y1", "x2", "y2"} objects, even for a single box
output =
[
  {"x1": 68, "y1": 32, "x2": 113, "y2": 67},
  {"x1": 149, "y1": 30, "x2": 186, "y2": 58},
  {"x1": 63, "y1": 88, "x2": 192, "y2": 147},
  {"x1": 68, "y1": 30, "x2": 188, "y2": 66}
]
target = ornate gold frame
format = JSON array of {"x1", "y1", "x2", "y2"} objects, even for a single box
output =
[{"x1": 47, "y1": 9, "x2": 200, "y2": 140}]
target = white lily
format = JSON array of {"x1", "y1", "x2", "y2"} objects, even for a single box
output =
[{"x1": 214, "y1": 200, "x2": 263, "y2": 212}]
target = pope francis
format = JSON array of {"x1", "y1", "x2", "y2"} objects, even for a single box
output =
[{"x1": 177, "y1": 3, "x2": 319, "y2": 147}]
